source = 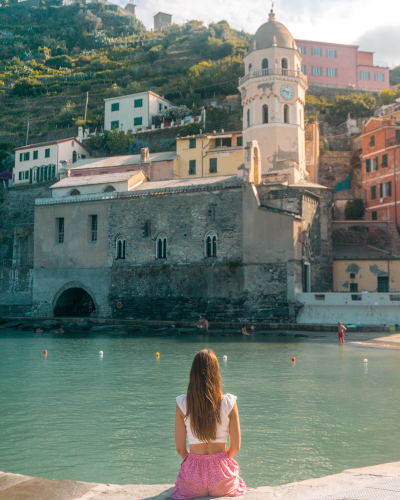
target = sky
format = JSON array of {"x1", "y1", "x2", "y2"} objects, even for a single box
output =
[{"x1": 121, "y1": 0, "x2": 400, "y2": 68}]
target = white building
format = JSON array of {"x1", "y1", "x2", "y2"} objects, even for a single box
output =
[
  {"x1": 13, "y1": 138, "x2": 89, "y2": 186},
  {"x1": 104, "y1": 91, "x2": 171, "y2": 133}
]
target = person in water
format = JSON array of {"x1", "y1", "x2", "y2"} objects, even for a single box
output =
[{"x1": 171, "y1": 349, "x2": 247, "y2": 500}]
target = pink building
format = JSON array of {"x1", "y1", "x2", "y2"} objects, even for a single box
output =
[{"x1": 295, "y1": 39, "x2": 390, "y2": 91}]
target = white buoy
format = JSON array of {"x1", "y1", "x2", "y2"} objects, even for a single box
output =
[
  {"x1": 363, "y1": 359, "x2": 368, "y2": 363},
  {"x1": 223, "y1": 355, "x2": 227, "y2": 361},
  {"x1": 99, "y1": 351, "x2": 103, "y2": 356}
]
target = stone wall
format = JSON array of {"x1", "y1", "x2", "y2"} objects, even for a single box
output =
[
  {"x1": 0, "y1": 267, "x2": 33, "y2": 316},
  {"x1": 109, "y1": 263, "x2": 290, "y2": 322},
  {"x1": 0, "y1": 182, "x2": 53, "y2": 231},
  {"x1": 256, "y1": 185, "x2": 333, "y2": 292}
]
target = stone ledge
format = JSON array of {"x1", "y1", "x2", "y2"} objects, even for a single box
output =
[{"x1": 1, "y1": 462, "x2": 400, "y2": 500}]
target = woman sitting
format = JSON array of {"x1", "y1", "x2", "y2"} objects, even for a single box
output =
[{"x1": 171, "y1": 349, "x2": 247, "y2": 499}]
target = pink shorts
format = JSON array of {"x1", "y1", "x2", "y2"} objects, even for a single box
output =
[{"x1": 171, "y1": 451, "x2": 247, "y2": 500}]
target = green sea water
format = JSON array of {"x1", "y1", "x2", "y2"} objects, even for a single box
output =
[{"x1": 0, "y1": 331, "x2": 399, "y2": 488}]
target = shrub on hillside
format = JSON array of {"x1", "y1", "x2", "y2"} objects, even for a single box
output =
[
  {"x1": 12, "y1": 78, "x2": 44, "y2": 97},
  {"x1": 327, "y1": 93, "x2": 376, "y2": 125},
  {"x1": 46, "y1": 55, "x2": 74, "y2": 69},
  {"x1": 178, "y1": 123, "x2": 202, "y2": 136}
]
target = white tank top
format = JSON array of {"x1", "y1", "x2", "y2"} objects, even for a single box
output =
[{"x1": 176, "y1": 393, "x2": 237, "y2": 445}]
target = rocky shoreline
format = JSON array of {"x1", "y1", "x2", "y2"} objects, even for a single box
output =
[
  {"x1": 0, "y1": 317, "x2": 392, "y2": 337},
  {"x1": 1, "y1": 462, "x2": 400, "y2": 499}
]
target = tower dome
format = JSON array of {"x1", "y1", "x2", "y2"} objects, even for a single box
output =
[{"x1": 249, "y1": 10, "x2": 295, "y2": 52}]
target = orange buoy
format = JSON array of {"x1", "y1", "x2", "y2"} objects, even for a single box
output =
[
  {"x1": 292, "y1": 357, "x2": 296, "y2": 362},
  {"x1": 155, "y1": 352, "x2": 160, "y2": 357},
  {"x1": 43, "y1": 350, "x2": 47, "y2": 355}
]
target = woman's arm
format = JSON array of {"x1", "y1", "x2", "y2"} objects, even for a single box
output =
[
  {"x1": 226, "y1": 403, "x2": 241, "y2": 458},
  {"x1": 175, "y1": 404, "x2": 188, "y2": 460}
]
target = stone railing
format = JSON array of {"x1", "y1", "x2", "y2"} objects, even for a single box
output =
[{"x1": 239, "y1": 68, "x2": 307, "y2": 86}]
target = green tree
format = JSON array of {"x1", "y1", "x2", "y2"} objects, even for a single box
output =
[
  {"x1": 329, "y1": 93, "x2": 376, "y2": 124},
  {"x1": 379, "y1": 88, "x2": 396, "y2": 105},
  {"x1": 12, "y1": 77, "x2": 44, "y2": 97}
]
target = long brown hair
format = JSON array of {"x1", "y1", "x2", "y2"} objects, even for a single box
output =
[{"x1": 186, "y1": 349, "x2": 223, "y2": 442}]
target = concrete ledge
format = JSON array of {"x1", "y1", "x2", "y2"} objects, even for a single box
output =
[{"x1": 1, "y1": 462, "x2": 400, "y2": 499}]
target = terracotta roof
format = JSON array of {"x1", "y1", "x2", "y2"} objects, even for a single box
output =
[
  {"x1": 333, "y1": 244, "x2": 400, "y2": 260},
  {"x1": 15, "y1": 138, "x2": 89, "y2": 152},
  {"x1": 51, "y1": 171, "x2": 137, "y2": 188},
  {"x1": 70, "y1": 152, "x2": 177, "y2": 170}
]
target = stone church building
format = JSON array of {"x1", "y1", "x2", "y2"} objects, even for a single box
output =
[{"x1": 32, "y1": 9, "x2": 333, "y2": 321}]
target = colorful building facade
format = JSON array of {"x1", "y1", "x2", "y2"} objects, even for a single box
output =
[
  {"x1": 175, "y1": 131, "x2": 243, "y2": 179},
  {"x1": 295, "y1": 39, "x2": 389, "y2": 91},
  {"x1": 361, "y1": 116, "x2": 400, "y2": 222}
]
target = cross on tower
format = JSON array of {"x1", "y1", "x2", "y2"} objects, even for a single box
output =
[{"x1": 271, "y1": 0, "x2": 274, "y2": 11}]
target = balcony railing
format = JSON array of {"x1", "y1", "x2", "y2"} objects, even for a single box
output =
[
  {"x1": 386, "y1": 137, "x2": 400, "y2": 148},
  {"x1": 239, "y1": 68, "x2": 307, "y2": 86}
]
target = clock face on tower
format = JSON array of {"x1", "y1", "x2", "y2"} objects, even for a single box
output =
[{"x1": 280, "y1": 84, "x2": 294, "y2": 100}]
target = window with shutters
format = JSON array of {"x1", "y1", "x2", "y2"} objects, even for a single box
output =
[
  {"x1": 311, "y1": 47, "x2": 322, "y2": 56},
  {"x1": 360, "y1": 71, "x2": 370, "y2": 80},
  {"x1": 366, "y1": 159, "x2": 371, "y2": 172},
  {"x1": 90, "y1": 215, "x2": 98, "y2": 242},
  {"x1": 372, "y1": 157, "x2": 378, "y2": 171},
  {"x1": 209, "y1": 158, "x2": 217, "y2": 173},
  {"x1": 374, "y1": 73, "x2": 385, "y2": 82},
  {"x1": 326, "y1": 68, "x2": 337, "y2": 77},
  {"x1": 372, "y1": 211, "x2": 377, "y2": 220},
  {"x1": 371, "y1": 185, "x2": 376, "y2": 200},
  {"x1": 33, "y1": 151, "x2": 38, "y2": 160},
  {"x1": 301, "y1": 65, "x2": 306, "y2": 74},
  {"x1": 284, "y1": 105, "x2": 289, "y2": 124},
  {"x1": 299, "y1": 46, "x2": 306, "y2": 55},
  {"x1": 57, "y1": 218, "x2": 64, "y2": 243},
  {"x1": 134, "y1": 117, "x2": 142, "y2": 126},
  {"x1": 311, "y1": 66, "x2": 322, "y2": 75},
  {"x1": 189, "y1": 160, "x2": 196, "y2": 175},
  {"x1": 381, "y1": 181, "x2": 392, "y2": 198},
  {"x1": 134, "y1": 99, "x2": 143, "y2": 108},
  {"x1": 382, "y1": 154, "x2": 388, "y2": 168},
  {"x1": 236, "y1": 136, "x2": 243, "y2": 147},
  {"x1": 189, "y1": 138, "x2": 196, "y2": 149},
  {"x1": 326, "y1": 49, "x2": 337, "y2": 58},
  {"x1": 111, "y1": 103, "x2": 119, "y2": 111},
  {"x1": 370, "y1": 135, "x2": 375, "y2": 147},
  {"x1": 111, "y1": 120, "x2": 119, "y2": 129}
]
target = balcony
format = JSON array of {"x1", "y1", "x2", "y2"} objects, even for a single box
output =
[
  {"x1": 239, "y1": 68, "x2": 307, "y2": 86},
  {"x1": 386, "y1": 137, "x2": 400, "y2": 148}
]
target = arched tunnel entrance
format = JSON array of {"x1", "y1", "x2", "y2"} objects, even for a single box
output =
[{"x1": 54, "y1": 288, "x2": 96, "y2": 317}]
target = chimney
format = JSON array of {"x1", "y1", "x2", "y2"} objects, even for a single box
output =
[{"x1": 141, "y1": 147, "x2": 150, "y2": 162}]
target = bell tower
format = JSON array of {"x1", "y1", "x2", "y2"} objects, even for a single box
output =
[{"x1": 240, "y1": 8, "x2": 308, "y2": 184}]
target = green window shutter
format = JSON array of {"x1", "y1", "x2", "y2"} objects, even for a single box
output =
[
  {"x1": 380, "y1": 183, "x2": 383, "y2": 198},
  {"x1": 237, "y1": 136, "x2": 243, "y2": 147},
  {"x1": 382, "y1": 154, "x2": 388, "y2": 168},
  {"x1": 366, "y1": 159, "x2": 370, "y2": 172},
  {"x1": 371, "y1": 186, "x2": 376, "y2": 200},
  {"x1": 29, "y1": 168, "x2": 32, "y2": 184},
  {"x1": 388, "y1": 181, "x2": 392, "y2": 197},
  {"x1": 53, "y1": 165, "x2": 56, "y2": 178}
]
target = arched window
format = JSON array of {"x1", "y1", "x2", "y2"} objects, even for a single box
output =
[
  {"x1": 104, "y1": 185, "x2": 116, "y2": 193},
  {"x1": 262, "y1": 58, "x2": 269, "y2": 70},
  {"x1": 205, "y1": 231, "x2": 217, "y2": 258},
  {"x1": 248, "y1": 63, "x2": 252, "y2": 73},
  {"x1": 262, "y1": 104, "x2": 269, "y2": 124},
  {"x1": 70, "y1": 189, "x2": 81, "y2": 196},
  {"x1": 156, "y1": 234, "x2": 167, "y2": 259},
  {"x1": 282, "y1": 58, "x2": 288, "y2": 75},
  {"x1": 116, "y1": 236, "x2": 126, "y2": 259},
  {"x1": 284, "y1": 105, "x2": 289, "y2": 124},
  {"x1": 247, "y1": 109, "x2": 250, "y2": 128},
  {"x1": 72, "y1": 151, "x2": 77, "y2": 163}
]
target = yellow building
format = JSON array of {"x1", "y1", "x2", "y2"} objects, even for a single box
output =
[
  {"x1": 333, "y1": 243, "x2": 400, "y2": 292},
  {"x1": 175, "y1": 131, "x2": 243, "y2": 179}
]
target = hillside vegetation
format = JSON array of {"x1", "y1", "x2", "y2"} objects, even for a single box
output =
[
  {"x1": 0, "y1": 1, "x2": 250, "y2": 141},
  {"x1": 0, "y1": 0, "x2": 399, "y2": 155}
]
